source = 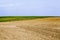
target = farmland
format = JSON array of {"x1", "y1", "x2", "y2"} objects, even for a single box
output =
[
  {"x1": 0, "y1": 16, "x2": 51, "y2": 22},
  {"x1": 0, "y1": 16, "x2": 60, "y2": 40}
]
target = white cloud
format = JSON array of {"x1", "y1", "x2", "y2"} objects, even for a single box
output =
[
  {"x1": 0, "y1": 0, "x2": 16, "y2": 15},
  {"x1": 0, "y1": 0, "x2": 60, "y2": 16}
]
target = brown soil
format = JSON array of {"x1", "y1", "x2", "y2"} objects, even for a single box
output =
[{"x1": 0, "y1": 18, "x2": 60, "y2": 40}]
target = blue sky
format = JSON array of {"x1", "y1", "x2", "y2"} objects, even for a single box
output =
[{"x1": 0, "y1": 0, "x2": 60, "y2": 16}]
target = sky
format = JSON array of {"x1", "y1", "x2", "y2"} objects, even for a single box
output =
[{"x1": 0, "y1": 0, "x2": 60, "y2": 16}]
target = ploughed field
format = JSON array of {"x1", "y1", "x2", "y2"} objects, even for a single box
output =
[{"x1": 0, "y1": 17, "x2": 60, "y2": 40}]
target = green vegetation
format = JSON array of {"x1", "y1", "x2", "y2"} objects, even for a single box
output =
[{"x1": 0, "y1": 16, "x2": 52, "y2": 22}]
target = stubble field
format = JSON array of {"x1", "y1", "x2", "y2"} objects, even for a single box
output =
[{"x1": 0, "y1": 16, "x2": 60, "y2": 40}]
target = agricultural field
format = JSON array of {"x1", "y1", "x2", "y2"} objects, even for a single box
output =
[
  {"x1": 0, "y1": 16, "x2": 60, "y2": 40},
  {"x1": 0, "y1": 16, "x2": 52, "y2": 22}
]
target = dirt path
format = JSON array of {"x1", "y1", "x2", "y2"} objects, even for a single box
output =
[{"x1": 0, "y1": 18, "x2": 60, "y2": 40}]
